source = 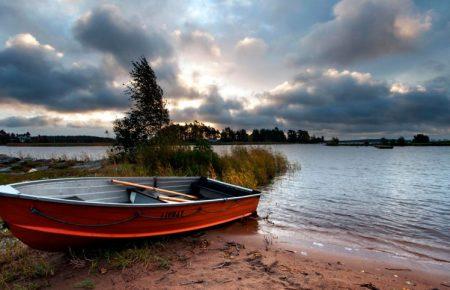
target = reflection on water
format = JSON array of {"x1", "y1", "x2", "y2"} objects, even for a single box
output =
[{"x1": 1, "y1": 144, "x2": 449, "y2": 266}]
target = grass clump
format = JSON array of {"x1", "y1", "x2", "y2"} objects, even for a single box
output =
[
  {"x1": 74, "y1": 278, "x2": 95, "y2": 289},
  {"x1": 109, "y1": 242, "x2": 171, "y2": 270},
  {"x1": 66, "y1": 239, "x2": 172, "y2": 275},
  {"x1": 0, "y1": 239, "x2": 55, "y2": 289}
]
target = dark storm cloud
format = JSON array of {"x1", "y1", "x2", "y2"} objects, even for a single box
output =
[
  {"x1": 73, "y1": 5, "x2": 198, "y2": 101},
  {"x1": 0, "y1": 34, "x2": 128, "y2": 112},
  {"x1": 173, "y1": 69, "x2": 450, "y2": 136},
  {"x1": 297, "y1": 0, "x2": 432, "y2": 65},
  {"x1": 74, "y1": 5, "x2": 172, "y2": 67},
  {"x1": 250, "y1": 70, "x2": 450, "y2": 133},
  {"x1": 0, "y1": 116, "x2": 61, "y2": 127}
]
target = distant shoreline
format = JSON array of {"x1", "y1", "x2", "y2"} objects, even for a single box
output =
[
  {"x1": 5, "y1": 143, "x2": 113, "y2": 147},
  {"x1": 334, "y1": 142, "x2": 450, "y2": 147},
  {"x1": 3, "y1": 141, "x2": 450, "y2": 147}
]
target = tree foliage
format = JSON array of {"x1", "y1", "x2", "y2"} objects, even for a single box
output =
[
  {"x1": 413, "y1": 133, "x2": 430, "y2": 143},
  {"x1": 113, "y1": 57, "x2": 169, "y2": 152}
]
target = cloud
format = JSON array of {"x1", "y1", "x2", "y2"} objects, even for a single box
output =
[
  {"x1": 235, "y1": 37, "x2": 267, "y2": 56},
  {"x1": 298, "y1": 0, "x2": 432, "y2": 65},
  {"x1": 74, "y1": 5, "x2": 172, "y2": 67},
  {"x1": 174, "y1": 29, "x2": 221, "y2": 58},
  {"x1": 0, "y1": 33, "x2": 128, "y2": 112},
  {"x1": 251, "y1": 68, "x2": 449, "y2": 134},
  {"x1": 172, "y1": 68, "x2": 450, "y2": 137},
  {"x1": 0, "y1": 116, "x2": 62, "y2": 127},
  {"x1": 73, "y1": 5, "x2": 201, "y2": 102},
  {"x1": 171, "y1": 85, "x2": 242, "y2": 125}
]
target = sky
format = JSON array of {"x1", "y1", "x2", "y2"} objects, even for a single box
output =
[{"x1": 0, "y1": 0, "x2": 449, "y2": 139}]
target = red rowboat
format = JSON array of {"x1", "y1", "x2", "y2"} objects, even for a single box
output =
[{"x1": 0, "y1": 177, "x2": 261, "y2": 251}]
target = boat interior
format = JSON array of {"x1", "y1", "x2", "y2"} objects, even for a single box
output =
[{"x1": 10, "y1": 177, "x2": 258, "y2": 204}]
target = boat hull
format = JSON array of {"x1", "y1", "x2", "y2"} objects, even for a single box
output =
[{"x1": 0, "y1": 194, "x2": 260, "y2": 251}]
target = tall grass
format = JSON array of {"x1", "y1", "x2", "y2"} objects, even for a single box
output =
[
  {"x1": 220, "y1": 147, "x2": 289, "y2": 188},
  {"x1": 108, "y1": 142, "x2": 289, "y2": 189},
  {"x1": 135, "y1": 140, "x2": 221, "y2": 177}
]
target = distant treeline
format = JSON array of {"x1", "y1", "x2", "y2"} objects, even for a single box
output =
[
  {"x1": 333, "y1": 134, "x2": 450, "y2": 146},
  {"x1": 2, "y1": 125, "x2": 448, "y2": 146},
  {"x1": 0, "y1": 130, "x2": 114, "y2": 145},
  {"x1": 1, "y1": 122, "x2": 325, "y2": 145},
  {"x1": 160, "y1": 122, "x2": 325, "y2": 144}
]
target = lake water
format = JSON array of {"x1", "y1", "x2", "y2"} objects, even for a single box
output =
[
  {"x1": 253, "y1": 145, "x2": 450, "y2": 270},
  {"x1": 1, "y1": 144, "x2": 449, "y2": 268}
]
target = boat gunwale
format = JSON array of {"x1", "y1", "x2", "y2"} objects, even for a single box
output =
[{"x1": 0, "y1": 177, "x2": 261, "y2": 208}]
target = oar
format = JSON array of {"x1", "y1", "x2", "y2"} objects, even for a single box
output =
[
  {"x1": 111, "y1": 179, "x2": 198, "y2": 200},
  {"x1": 127, "y1": 188, "x2": 187, "y2": 203}
]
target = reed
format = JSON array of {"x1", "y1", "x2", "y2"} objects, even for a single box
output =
[
  {"x1": 105, "y1": 144, "x2": 290, "y2": 188},
  {"x1": 219, "y1": 146, "x2": 289, "y2": 188}
]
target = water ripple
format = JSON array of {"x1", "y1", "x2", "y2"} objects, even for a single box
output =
[{"x1": 256, "y1": 145, "x2": 450, "y2": 264}]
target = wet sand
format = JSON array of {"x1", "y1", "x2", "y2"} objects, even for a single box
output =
[{"x1": 47, "y1": 219, "x2": 449, "y2": 289}]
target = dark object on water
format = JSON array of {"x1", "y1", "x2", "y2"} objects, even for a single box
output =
[
  {"x1": 0, "y1": 177, "x2": 260, "y2": 251},
  {"x1": 374, "y1": 144, "x2": 394, "y2": 149}
]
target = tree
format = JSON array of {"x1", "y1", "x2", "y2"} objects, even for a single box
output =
[
  {"x1": 396, "y1": 137, "x2": 406, "y2": 146},
  {"x1": 113, "y1": 57, "x2": 169, "y2": 151},
  {"x1": 297, "y1": 130, "x2": 310, "y2": 143},
  {"x1": 327, "y1": 137, "x2": 339, "y2": 146},
  {"x1": 413, "y1": 134, "x2": 430, "y2": 143},
  {"x1": 251, "y1": 129, "x2": 260, "y2": 142},
  {"x1": 220, "y1": 127, "x2": 236, "y2": 142},
  {"x1": 287, "y1": 130, "x2": 297, "y2": 143},
  {"x1": 236, "y1": 129, "x2": 249, "y2": 142},
  {"x1": 0, "y1": 130, "x2": 10, "y2": 145}
]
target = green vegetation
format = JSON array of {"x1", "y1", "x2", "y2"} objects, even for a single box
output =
[
  {"x1": 0, "y1": 238, "x2": 54, "y2": 289},
  {"x1": 74, "y1": 278, "x2": 95, "y2": 289},
  {"x1": 106, "y1": 144, "x2": 289, "y2": 189},
  {"x1": 0, "y1": 130, "x2": 114, "y2": 145},
  {"x1": 219, "y1": 147, "x2": 289, "y2": 188},
  {"x1": 0, "y1": 167, "x2": 90, "y2": 185}
]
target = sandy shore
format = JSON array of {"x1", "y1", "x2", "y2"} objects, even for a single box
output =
[{"x1": 39, "y1": 218, "x2": 449, "y2": 290}]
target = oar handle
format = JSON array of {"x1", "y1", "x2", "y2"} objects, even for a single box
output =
[{"x1": 111, "y1": 179, "x2": 198, "y2": 200}]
